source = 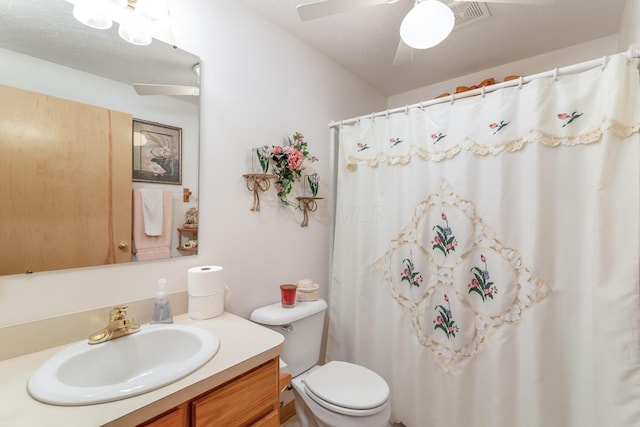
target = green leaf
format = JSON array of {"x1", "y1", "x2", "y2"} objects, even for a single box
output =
[
  {"x1": 434, "y1": 324, "x2": 448, "y2": 335},
  {"x1": 469, "y1": 287, "x2": 485, "y2": 301},
  {"x1": 433, "y1": 245, "x2": 447, "y2": 256},
  {"x1": 474, "y1": 272, "x2": 485, "y2": 287}
]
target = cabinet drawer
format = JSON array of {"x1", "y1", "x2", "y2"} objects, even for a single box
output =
[{"x1": 192, "y1": 358, "x2": 279, "y2": 427}]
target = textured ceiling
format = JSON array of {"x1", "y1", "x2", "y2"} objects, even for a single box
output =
[
  {"x1": 240, "y1": 0, "x2": 628, "y2": 96},
  {"x1": 0, "y1": 0, "x2": 199, "y2": 89}
]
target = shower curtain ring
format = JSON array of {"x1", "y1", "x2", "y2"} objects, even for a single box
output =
[
  {"x1": 420, "y1": 101, "x2": 425, "y2": 111},
  {"x1": 553, "y1": 67, "x2": 559, "y2": 81},
  {"x1": 601, "y1": 55, "x2": 608, "y2": 71},
  {"x1": 450, "y1": 93, "x2": 455, "y2": 105},
  {"x1": 385, "y1": 110, "x2": 389, "y2": 119},
  {"x1": 481, "y1": 86, "x2": 486, "y2": 98},
  {"x1": 405, "y1": 105, "x2": 409, "y2": 115},
  {"x1": 627, "y1": 48, "x2": 633, "y2": 64},
  {"x1": 518, "y1": 76, "x2": 524, "y2": 90}
]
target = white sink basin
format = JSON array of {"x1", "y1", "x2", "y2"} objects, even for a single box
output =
[{"x1": 28, "y1": 324, "x2": 220, "y2": 406}]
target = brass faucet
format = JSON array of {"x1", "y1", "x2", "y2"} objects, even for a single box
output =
[{"x1": 88, "y1": 306, "x2": 141, "y2": 345}]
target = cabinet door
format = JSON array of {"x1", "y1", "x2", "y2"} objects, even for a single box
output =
[
  {"x1": 192, "y1": 358, "x2": 279, "y2": 427},
  {"x1": 0, "y1": 84, "x2": 132, "y2": 274},
  {"x1": 139, "y1": 403, "x2": 189, "y2": 427}
]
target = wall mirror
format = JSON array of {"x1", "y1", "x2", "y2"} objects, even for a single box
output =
[{"x1": 0, "y1": 0, "x2": 200, "y2": 276}]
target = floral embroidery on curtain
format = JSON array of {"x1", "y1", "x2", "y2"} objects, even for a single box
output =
[
  {"x1": 340, "y1": 55, "x2": 639, "y2": 171},
  {"x1": 374, "y1": 181, "x2": 550, "y2": 371}
]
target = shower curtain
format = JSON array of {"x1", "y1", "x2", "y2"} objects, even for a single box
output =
[{"x1": 327, "y1": 53, "x2": 640, "y2": 427}]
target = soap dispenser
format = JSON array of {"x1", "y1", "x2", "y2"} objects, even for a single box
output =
[{"x1": 151, "y1": 279, "x2": 173, "y2": 324}]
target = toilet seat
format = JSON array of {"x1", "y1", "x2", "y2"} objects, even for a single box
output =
[{"x1": 303, "y1": 361, "x2": 390, "y2": 417}]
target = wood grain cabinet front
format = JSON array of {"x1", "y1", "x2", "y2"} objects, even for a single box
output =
[{"x1": 137, "y1": 357, "x2": 280, "y2": 427}]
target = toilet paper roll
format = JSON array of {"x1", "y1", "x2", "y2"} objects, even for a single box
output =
[
  {"x1": 188, "y1": 265, "x2": 225, "y2": 296},
  {"x1": 189, "y1": 294, "x2": 224, "y2": 320}
]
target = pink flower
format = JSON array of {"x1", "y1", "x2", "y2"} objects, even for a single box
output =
[
  {"x1": 557, "y1": 113, "x2": 569, "y2": 120},
  {"x1": 441, "y1": 213, "x2": 447, "y2": 221},
  {"x1": 437, "y1": 316, "x2": 444, "y2": 325},
  {"x1": 403, "y1": 269, "x2": 410, "y2": 276},
  {"x1": 273, "y1": 146, "x2": 283, "y2": 155},
  {"x1": 480, "y1": 254, "x2": 486, "y2": 263},
  {"x1": 446, "y1": 244, "x2": 452, "y2": 250},
  {"x1": 471, "y1": 278, "x2": 479, "y2": 287},
  {"x1": 484, "y1": 289, "x2": 490, "y2": 295},
  {"x1": 434, "y1": 236, "x2": 441, "y2": 244},
  {"x1": 357, "y1": 143, "x2": 363, "y2": 148},
  {"x1": 431, "y1": 134, "x2": 437, "y2": 139},
  {"x1": 444, "y1": 294, "x2": 449, "y2": 302},
  {"x1": 287, "y1": 149, "x2": 304, "y2": 170},
  {"x1": 489, "y1": 123, "x2": 498, "y2": 129}
]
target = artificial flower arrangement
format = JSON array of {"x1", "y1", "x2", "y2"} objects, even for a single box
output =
[{"x1": 255, "y1": 132, "x2": 318, "y2": 208}]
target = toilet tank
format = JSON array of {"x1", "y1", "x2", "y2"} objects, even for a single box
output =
[{"x1": 250, "y1": 299, "x2": 327, "y2": 377}]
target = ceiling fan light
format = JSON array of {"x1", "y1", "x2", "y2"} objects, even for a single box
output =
[{"x1": 400, "y1": 0, "x2": 455, "y2": 50}]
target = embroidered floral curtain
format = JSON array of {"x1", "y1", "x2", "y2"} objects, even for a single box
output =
[{"x1": 327, "y1": 53, "x2": 640, "y2": 427}]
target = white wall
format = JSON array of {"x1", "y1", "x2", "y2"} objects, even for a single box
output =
[
  {"x1": 618, "y1": 0, "x2": 640, "y2": 50},
  {"x1": 3, "y1": 0, "x2": 637, "y2": 328},
  {"x1": 0, "y1": 0, "x2": 386, "y2": 326},
  {"x1": 388, "y1": 35, "x2": 620, "y2": 108}
]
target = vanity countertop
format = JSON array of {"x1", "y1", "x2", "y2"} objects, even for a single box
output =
[{"x1": 0, "y1": 312, "x2": 284, "y2": 427}]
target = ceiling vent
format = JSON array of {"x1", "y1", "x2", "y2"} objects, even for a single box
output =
[{"x1": 445, "y1": 1, "x2": 491, "y2": 28}]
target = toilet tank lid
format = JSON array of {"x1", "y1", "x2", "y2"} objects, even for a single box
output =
[{"x1": 250, "y1": 299, "x2": 327, "y2": 325}]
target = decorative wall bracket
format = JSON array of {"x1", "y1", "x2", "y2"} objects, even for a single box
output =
[
  {"x1": 296, "y1": 197, "x2": 323, "y2": 227},
  {"x1": 242, "y1": 173, "x2": 275, "y2": 211}
]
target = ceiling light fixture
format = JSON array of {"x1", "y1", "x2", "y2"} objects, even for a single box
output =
[
  {"x1": 400, "y1": 0, "x2": 455, "y2": 50},
  {"x1": 118, "y1": 12, "x2": 153, "y2": 46},
  {"x1": 66, "y1": 0, "x2": 172, "y2": 47},
  {"x1": 118, "y1": 0, "x2": 169, "y2": 46},
  {"x1": 71, "y1": 0, "x2": 127, "y2": 30}
]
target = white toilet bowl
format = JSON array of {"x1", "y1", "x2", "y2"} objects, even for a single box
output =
[
  {"x1": 290, "y1": 361, "x2": 392, "y2": 427},
  {"x1": 249, "y1": 300, "x2": 392, "y2": 427}
]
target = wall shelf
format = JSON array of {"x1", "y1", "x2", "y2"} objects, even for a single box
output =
[
  {"x1": 177, "y1": 227, "x2": 198, "y2": 254},
  {"x1": 242, "y1": 173, "x2": 276, "y2": 212},
  {"x1": 296, "y1": 197, "x2": 323, "y2": 227}
]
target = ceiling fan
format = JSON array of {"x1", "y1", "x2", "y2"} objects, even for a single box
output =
[
  {"x1": 133, "y1": 63, "x2": 201, "y2": 96},
  {"x1": 296, "y1": 0, "x2": 558, "y2": 65}
]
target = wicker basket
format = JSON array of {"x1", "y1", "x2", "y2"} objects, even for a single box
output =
[{"x1": 296, "y1": 279, "x2": 319, "y2": 301}]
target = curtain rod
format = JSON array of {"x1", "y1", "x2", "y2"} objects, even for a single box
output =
[{"x1": 328, "y1": 48, "x2": 640, "y2": 129}]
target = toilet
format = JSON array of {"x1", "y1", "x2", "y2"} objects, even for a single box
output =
[{"x1": 250, "y1": 299, "x2": 391, "y2": 427}]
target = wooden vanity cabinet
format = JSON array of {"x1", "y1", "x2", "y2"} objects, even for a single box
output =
[{"x1": 139, "y1": 357, "x2": 280, "y2": 427}]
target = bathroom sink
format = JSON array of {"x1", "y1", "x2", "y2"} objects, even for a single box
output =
[{"x1": 27, "y1": 324, "x2": 220, "y2": 406}]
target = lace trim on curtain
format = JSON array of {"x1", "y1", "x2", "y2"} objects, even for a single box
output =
[{"x1": 345, "y1": 120, "x2": 640, "y2": 171}]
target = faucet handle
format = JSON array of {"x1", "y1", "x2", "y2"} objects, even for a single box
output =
[{"x1": 109, "y1": 306, "x2": 129, "y2": 321}]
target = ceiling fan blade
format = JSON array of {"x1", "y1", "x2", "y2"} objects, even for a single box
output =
[
  {"x1": 296, "y1": 0, "x2": 397, "y2": 21},
  {"x1": 393, "y1": 40, "x2": 413, "y2": 66},
  {"x1": 133, "y1": 84, "x2": 200, "y2": 96},
  {"x1": 456, "y1": 0, "x2": 557, "y2": 4}
]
